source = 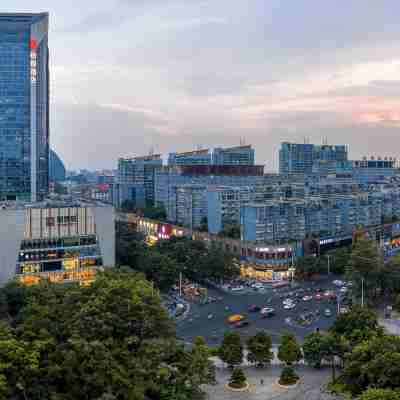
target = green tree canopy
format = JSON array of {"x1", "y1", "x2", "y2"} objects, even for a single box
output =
[
  {"x1": 218, "y1": 331, "x2": 243, "y2": 368},
  {"x1": 246, "y1": 331, "x2": 274, "y2": 367},
  {"x1": 277, "y1": 331, "x2": 302, "y2": 366},
  {"x1": 0, "y1": 271, "x2": 215, "y2": 400},
  {"x1": 359, "y1": 388, "x2": 400, "y2": 400},
  {"x1": 343, "y1": 335, "x2": 400, "y2": 395},
  {"x1": 330, "y1": 306, "x2": 382, "y2": 347},
  {"x1": 229, "y1": 367, "x2": 247, "y2": 388}
]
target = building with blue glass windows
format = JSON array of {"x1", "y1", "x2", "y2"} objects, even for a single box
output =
[
  {"x1": 0, "y1": 13, "x2": 49, "y2": 201},
  {"x1": 49, "y1": 149, "x2": 66, "y2": 182}
]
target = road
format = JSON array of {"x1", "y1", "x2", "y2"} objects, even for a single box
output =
[{"x1": 176, "y1": 276, "x2": 342, "y2": 346}]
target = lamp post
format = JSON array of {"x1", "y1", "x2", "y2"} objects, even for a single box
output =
[
  {"x1": 351, "y1": 255, "x2": 379, "y2": 308},
  {"x1": 327, "y1": 254, "x2": 331, "y2": 275}
]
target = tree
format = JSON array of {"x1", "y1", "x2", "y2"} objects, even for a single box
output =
[
  {"x1": 349, "y1": 237, "x2": 382, "y2": 302},
  {"x1": 141, "y1": 252, "x2": 180, "y2": 291},
  {"x1": 325, "y1": 247, "x2": 351, "y2": 275},
  {"x1": 303, "y1": 331, "x2": 325, "y2": 368},
  {"x1": 360, "y1": 388, "x2": 400, "y2": 400},
  {"x1": 120, "y1": 199, "x2": 136, "y2": 212},
  {"x1": 190, "y1": 337, "x2": 216, "y2": 386},
  {"x1": 279, "y1": 366, "x2": 299, "y2": 386},
  {"x1": 218, "y1": 332, "x2": 243, "y2": 368},
  {"x1": 218, "y1": 224, "x2": 241, "y2": 239},
  {"x1": 379, "y1": 254, "x2": 400, "y2": 297},
  {"x1": 199, "y1": 217, "x2": 208, "y2": 232},
  {"x1": 0, "y1": 270, "x2": 215, "y2": 400},
  {"x1": 295, "y1": 256, "x2": 324, "y2": 278},
  {"x1": 246, "y1": 331, "x2": 273, "y2": 367},
  {"x1": 342, "y1": 334, "x2": 400, "y2": 395},
  {"x1": 330, "y1": 306, "x2": 382, "y2": 347},
  {"x1": 277, "y1": 331, "x2": 302, "y2": 366},
  {"x1": 229, "y1": 367, "x2": 247, "y2": 388}
]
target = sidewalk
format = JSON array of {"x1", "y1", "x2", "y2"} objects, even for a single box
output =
[{"x1": 380, "y1": 318, "x2": 400, "y2": 335}]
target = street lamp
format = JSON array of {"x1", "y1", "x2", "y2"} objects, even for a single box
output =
[{"x1": 350, "y1": 255, "x2": 379, "y2": 308}]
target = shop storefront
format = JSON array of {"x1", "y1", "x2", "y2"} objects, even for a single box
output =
[{"x1": 240, "y1": 263, "x2": 291, "y2": 281}]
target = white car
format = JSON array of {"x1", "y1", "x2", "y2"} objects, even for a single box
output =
[
  {"x1": 284, "y1": 303, "x2": 296, "y2": 310},
  {"x1": 283, "y1": 299, "x2": 294, "y2": 305},
  {"x1": 231, "y1": 286, "x2": 244, "y2": 292},
  {"x1": 333, "y1": 280, "x2": 344, "y2": 287},
  {"x1": 302, "y1": 295, "x2": 313, "y2": 301}
]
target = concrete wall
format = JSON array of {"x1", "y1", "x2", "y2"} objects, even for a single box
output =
[
  {"x1": 93, "y1": 206, "x2": 116, "y2": 268},
  {"x1": 0, "y1": 209, "x2": 26, "y2": 284}
]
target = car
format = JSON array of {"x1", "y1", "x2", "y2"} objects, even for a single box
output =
[
  {"x1": 333, "y1": 280, "x2": 344, "y2": 287},
  {"x1": 314, "y1": 293, "x2": 323, "y2": 301},
  {"x1": 283, "y1": 298, "x2": 294, "y2": 305},
  {"x1": 324, "y1": 290, "x2": 336, "y2": 299},
  {"x1": 235, "y1": 320, "x2": 250, "y2": 328},
  {"x1": 260, "y1": 307, "x2": 275, "y2": 315},
  {"x1": 324, "y1": 309, "x2": 332, "y2": 317},
  {"x1": 284, "y1": 303, "x2": 296, "y2": 310},
  {"x1": 252, "y1": 282, "x2": 264, "y2": 289},
  {"x1": 248, "y1": 305, "x2": 261, "y2": 312},
  {"x1": 231, "y1": 286, "x2": 244, "y2": 292},
  {"x1": 302, "y1": 295, "x2": 313, "y2": 301}
]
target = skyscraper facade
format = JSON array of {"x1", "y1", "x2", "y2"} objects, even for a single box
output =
[
  {"x1": 49, "y1": 149, "x2": 66, "y2": 182},
  {"x1": 0, "y1": 13, "x2": 49, "y2": 201}
]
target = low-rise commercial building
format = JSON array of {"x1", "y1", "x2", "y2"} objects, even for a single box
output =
[{"x1": 0, "y1": 202, "x2": 115, "y2": 285}]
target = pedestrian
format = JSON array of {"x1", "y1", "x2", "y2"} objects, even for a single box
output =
[{"x1": 260, "y1": 379, "x2": 264, "y2": 385}]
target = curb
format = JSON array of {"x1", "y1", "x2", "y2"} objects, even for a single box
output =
[
  {"x1": 274, "y1": 378, "x2": 301, "y2": 390},
  {"x1": 224, "y1": 382, "x2": 250, "y2": 392}
]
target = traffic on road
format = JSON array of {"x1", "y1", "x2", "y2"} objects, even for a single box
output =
[{"x1": 176, "y1": 275, "x2": 352, "y2": 346}]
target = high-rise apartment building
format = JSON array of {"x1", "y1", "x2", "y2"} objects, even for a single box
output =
[
  {"x1": 213, "y1": 145, "x2": 255, "y2": 165},
  {"x1": 168, "y1": 149, "x2": 212, "y2": 166},
  {"x1": 0, "y1": 13, "x2": 50, "y2": 201},
  {"x1": 118, "y1": 155, "x2": 162, "y2": 206},
  {"x1": 279, "y1": 142, "x2": 348, "y2": 175}
]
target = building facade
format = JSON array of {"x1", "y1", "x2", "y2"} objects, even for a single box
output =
[
  {"x1": 155, "y1": 165, "x2": 265, "y2": 225},
  {"x1": 353, "y1": 157, "x2": 398, "y2": 183},
  {"x1": 0, "y1": 203, "x2": 115, "y2": 285},
  {"x1": 118, "y1": 155, "x2": 162, "y2": 205},
  {"x1": 49, "y1": 149, "x2": 66, "y2": 182},
  {"x1": 279, "y1": 142, "x2": 348, "y2": 175},
  {"x1": 168, "y1": 149, "x2": 212, "y2": 166},
  {"x1": 0, "y1": 13, "x2": 50, "y2": 201},
  {"x1": 212, "y1": 145, "x2": 255, "y2": 165}
]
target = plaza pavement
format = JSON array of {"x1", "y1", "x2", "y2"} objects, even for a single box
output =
[{"x1": 203, "y1": 365, "x2": 343, "y2": 400}]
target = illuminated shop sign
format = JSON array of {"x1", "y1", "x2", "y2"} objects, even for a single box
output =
[
  {"x1": 30, "y1": 39, "x2": 37, "y2": 83},
  {"x1": 319, "y1": 238, "x2": 335, "y2": 246},
  {"x1": 255, "y1": 247, "x2": 292, "y2": 253}
]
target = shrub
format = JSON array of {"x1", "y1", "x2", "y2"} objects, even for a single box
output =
[
  {"x1": 229, "y1": 367, "x2": 247, "y2": 389},
  {"x1": 279, "y1": 366, "x2": 299, "y2": 386}
]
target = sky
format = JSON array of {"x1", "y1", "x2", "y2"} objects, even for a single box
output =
[{"x1": 4, "y1": 1, "x2": 400, "y2": 171}]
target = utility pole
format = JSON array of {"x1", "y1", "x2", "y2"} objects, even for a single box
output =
[
  {"x1": 179, "y1": 271, "x2": 183, "y2": 298},
  {"x1": 327, "y1": 254, "x2": 331, "y2": 275},
  {"x1": 361, "y1": 277, "x2": 364, "y2": 308}
]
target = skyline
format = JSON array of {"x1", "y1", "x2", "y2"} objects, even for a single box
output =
[{"x1": 4, "y1": 1, "x2": 400, "y2": 171}]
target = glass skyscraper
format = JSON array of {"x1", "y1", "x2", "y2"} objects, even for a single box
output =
[{"x1": 0, "y1": 13, "x2": 49, "y2": 201}]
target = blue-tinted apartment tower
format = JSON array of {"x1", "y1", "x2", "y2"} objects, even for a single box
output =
[
  {"x1": 279, "y1": 142, "x2": 348, "y2": 175},
  {"x1": 213, "y1": 145, "x2": 255, "y2": 165},
  {"x1": 0, "y1": 13, "x2": 49, "y2": 201}
]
